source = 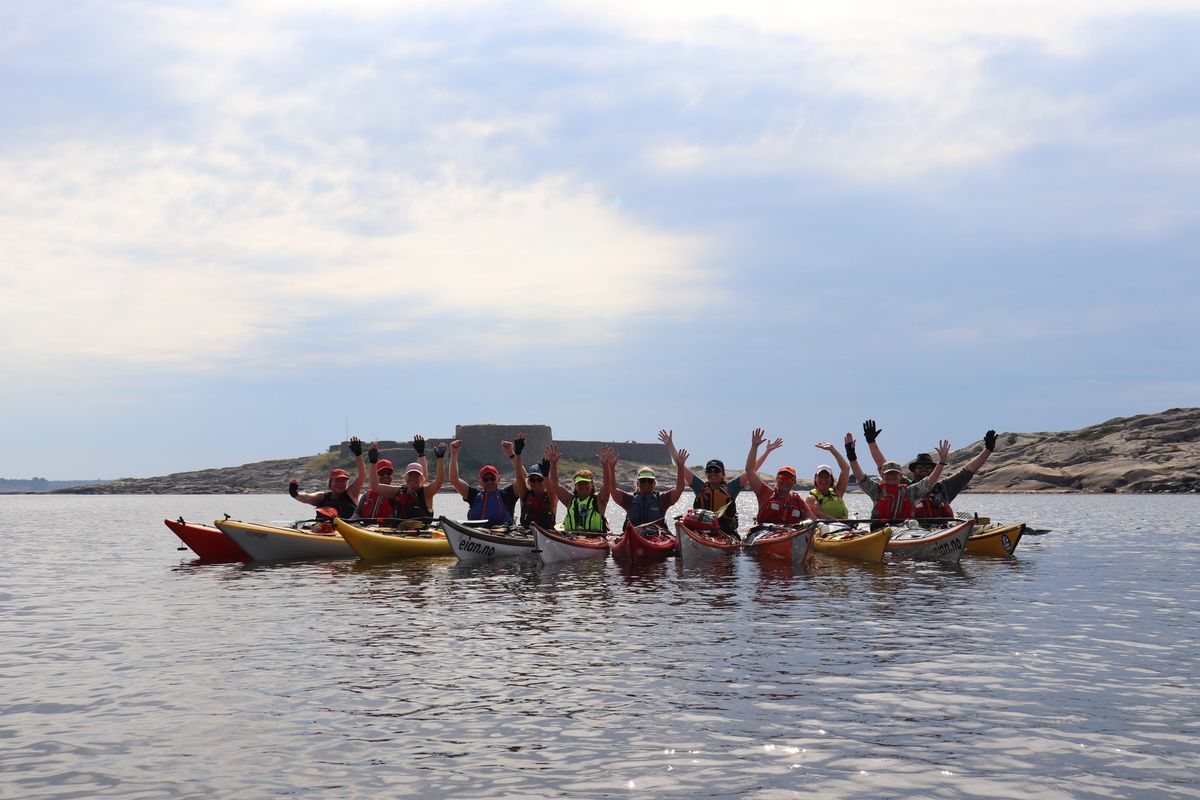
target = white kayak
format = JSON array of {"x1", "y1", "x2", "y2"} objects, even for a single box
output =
[
  {"x1": 533, "y1": 524, "x2": 609, "y2": 563},
  {"x1": 214, "y1": 518, "x2": 356, "y2": 561},
  {"x1": 884, "y1": 519, "x2": 974, "y2": 562},
  {"x1": 441, "y1": 517, "x2": 537, "y2": 562}
]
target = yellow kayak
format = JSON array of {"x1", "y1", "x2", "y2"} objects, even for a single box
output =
[
  {"x1": 334, "y1": 518, "x2": 453, "y2": 560},
  {"x1": 812, "y1": 524, "x2": 892, "y2": 562},
  {"x1": 965, "y1": 521, "x2": 1024, "y2": 557}
]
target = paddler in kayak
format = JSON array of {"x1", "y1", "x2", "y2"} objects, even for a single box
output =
[
  {"x1": 900, "y1": 430, "x2": 998, "y2": 521},
  {"x1": 545, "y1": 443, "x2": 611, "y2": 533},
  {"x1": 660, "y1": 429, "x2": 781, "y2": 539},
  {"x1": 353, "y1": 447, "x2": 397, "y2": 522},
  {"x1": 603, "y1": 430, "x2": 690, "y2": 529},
  {"x1": 847, "y1": 421, "x2": 949, "y2": 528},
  {"x1": 448, "y1": 434, "x2": 529, "y2": 526},
  {"x1": 517, "y1": 451, "x2": 557, "y2": 529},
  {"x1": 287, "y1": 435, "x2": 367, "y2": 520},
  {"x1": 805, "y1": 436, "x2": 853, "y2": 520},
  {"x1": 744, "y1": 428, "x2": 820, "y2": 526},
  {"x1": 362, "y1": 435, "x2": 445, "y2": 522}
]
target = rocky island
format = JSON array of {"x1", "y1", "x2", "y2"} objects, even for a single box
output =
[{"x1": 53, "y1": 409, "x2": 1199, "y2": 494}]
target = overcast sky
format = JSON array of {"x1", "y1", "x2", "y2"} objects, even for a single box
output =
[{"x1": 4, "y1": 1, "x2": 1198, "y2": 479}]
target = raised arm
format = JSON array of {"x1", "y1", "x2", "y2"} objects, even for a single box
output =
[
  {"x1": 510, "y1": 433, "x2": 528, "y2": 500},
  {"x1": 659, "y1": 429, "x2": 699, "y2": 484},
  {"x1": 546, "y1": 443, "x2": 573, "y2": 505},
  {"x1": 423, "y1": 442, "x2": 447, "y2": 504},
  {"x1": 863, "y1": 420, "x2": 886, "y2": 470},
  {"x1": 348, "y1": 436, "x2": 367, "y2": 498},
  {"x1": 756, "y1": 436, "x2": 783, "y2": 471},
  {"x1": 411, "y1": 435, "x2": 429, "y2": 480},
  {"x1": 816, "y1": 441, "x2": 851, "y2": 497},
  {"x1": 596, "y1": 446, "x2": 615, "y2": 513},
  {"x1": 927, "y1": 440, "x2": 950, "y2": 486},
  {"x1": 965, "y1": 429, "x2": 997, "y2": 474},
  {"x1": 744, "y1": 428, "x2": 768, "y2": 494},
  {"x1": 604, "y1": 446, "x2": 632, "y2": 509},
  {"x1": 289, "y1": 479, "x2": 323, "y2": 507},
  {"x1": 845, "y1": 432, "x2": 866, "y2": 483},
  {"x1": 448, "y1": 439, "x2": 471, "y2": 499},
  {"x1": 663, "y1": 446, "x2": 690, "y2": 506}
]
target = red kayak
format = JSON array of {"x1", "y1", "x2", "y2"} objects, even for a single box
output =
[
  {"x1": 675, "y1": 519, "x2": 741, "y2": 562},
  {"x1": 611, "y1": 520, "x2": 677, "y2": 563},
  {"x1": 743, "y1": 523, "x2": 815, "y2": 566},
  {"x1": 164, "y1": 517, "x2": 249, "y2": 562}
]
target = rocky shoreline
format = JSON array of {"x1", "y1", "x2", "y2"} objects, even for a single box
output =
[{"x1": 51, "y1": 408, "x2": 1199, "y2": 495}]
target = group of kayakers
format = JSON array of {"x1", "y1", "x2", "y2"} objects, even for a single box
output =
[{"x1": 287, "y1": 422, "x2": 1000, "y2": 536}]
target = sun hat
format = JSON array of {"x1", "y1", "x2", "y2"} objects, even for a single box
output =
[{"x1": 908, "y1": 453, "x2": 936, "y2": 469}]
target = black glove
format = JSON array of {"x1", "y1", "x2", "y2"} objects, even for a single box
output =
[
  {"x1": 984, "y1": 429, "x2": 997, "y2": 451},
  {"x1": 349, "y1": 438, "x2": 363, "y2": 457},
  {"x1": 412, "y1": 436, "x2": 425, "y2": 456},
  {"x1": 513, "y1": 434, "x2": 526, "y2": 455},
  {"x1": 434, "y1": 443, "x2": 447, "y2": 458},
  {"x1": 844, "y1": 441, "x2": 857, "y2": 462},
  {"x1": 863, "y1": 420, "x2": 882, "y2": 444},
  {"x1": 368, "y1": 445, "x2": 379, "y2": 464},
  {"x1": 288, "y1": 480, "x2": 299, "y2": 498},
  {"x1": 539, "y1": 458, "x2": 551, "y2": 476}
]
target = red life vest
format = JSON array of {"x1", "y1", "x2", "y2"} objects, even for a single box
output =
[
  {"x1": 520, "y1": 491, "x2": 555, "y2": 528},
  {"x1": 393, "y1": 487, "x2": 432, "y2": 520},
  {"x1": 914, "y1": 491, "x2": 953, "y2": 520},
  {"x1": 873, "y1": 482, "x2": 915, "y2": 521},
  {"x1": 357, "y1": 490, "x2": 395, "y2": 522},
  {"x1": 756, "y1": 490, "x2": 808, "y2": 524}
]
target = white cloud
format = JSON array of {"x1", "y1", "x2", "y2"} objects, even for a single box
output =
[{"x1": 0, "y1": 139, "x2": 713, "y2": 370}]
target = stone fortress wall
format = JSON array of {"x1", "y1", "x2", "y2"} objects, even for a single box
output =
[{"x1": 333, "y1": 424, "x2": 669, "y2": 472}]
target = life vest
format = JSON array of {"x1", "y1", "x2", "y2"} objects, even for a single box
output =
[
  {"x1": 392, "y1": 487, "x2": 433, "y2": 520},
  {"x1": 520, "y1": 490, "x2": 556, "y2": 528},
  {"x1": 914, "y1": 484, "x2": 953, "y2": 520},
  {"x1": 873, "y1": 482, "x2": 915, "y2": 522},
  {"x1": 563, "y1": 494, "x2": 606, "y2": 533},
  {"x1": 809, "y1": 488, "x2": 849, "y2": 520},
  {"x1": 756, "y1": 490, "x2": 808, "y2": 524},
  {"x1": 628, "y1": 491, "x2": 666, "y2": 526},
  {"x1": 355, "y1": 490, "x2": 395, "y2": 522},
  {"x1": 695, "y1": 482, "x2": 738, "y2": 534},
  {"x1": 318, "y1": 491, "x2": 358, "y2": 519},
  {"x1": 469, "y1": 488, "x2": 513, "y2": 525}
]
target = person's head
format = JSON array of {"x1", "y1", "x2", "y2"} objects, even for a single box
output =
[
  {"x1": 704, "y1": 459, "x2": 725, "y2": 485},
  {"x1": 908, "y1": 452, "x2": 936, "y2": 480},
  {"x1": 376, "y1": 459, "x2": 395, "y2": 485},
  {"x1": 880, "y1": 461, "x2": 904, "y2": 486},
  {"x1": 479, "y1": 465, "x2": 500, "y2": 489},
  {"x1": 526, "y1": 464, "x2": 546, "y2": 492},
  {"x1": 775, "y1": 465, "x2": 797, "y2": 493},
  {"x1": 813, "y1": 464, "x2": 834, "y2": 492},
  {"x1": 404, "y1": 462, "x2": 426, "y2": 490},
  {"x1": 573, "y1": 469, "x2": 595, "y2": 497},
  {"x1": 328, "y1": 468, "x2": 350, "y2": 492},
  {"x1": 635, "y1": 467, "x2": 656, "y2": 495}
]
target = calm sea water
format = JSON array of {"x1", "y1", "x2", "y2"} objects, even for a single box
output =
[{"x1": 2, "y1": 492, "x2": 1198, "y2": 799}]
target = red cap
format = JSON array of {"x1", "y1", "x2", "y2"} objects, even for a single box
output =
[
  {"x1": 329, "y1": 469, "x2": 350, "y2": 479},
  {"x1": 479, "y1": 465, "x2": 499, "y2": 480},
  {"x1": 776, "y1": 466, "x2": 797, "y2": 479},
  {"x1": 376, "y1": 460, "x2": 394, "y2": 473}
]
